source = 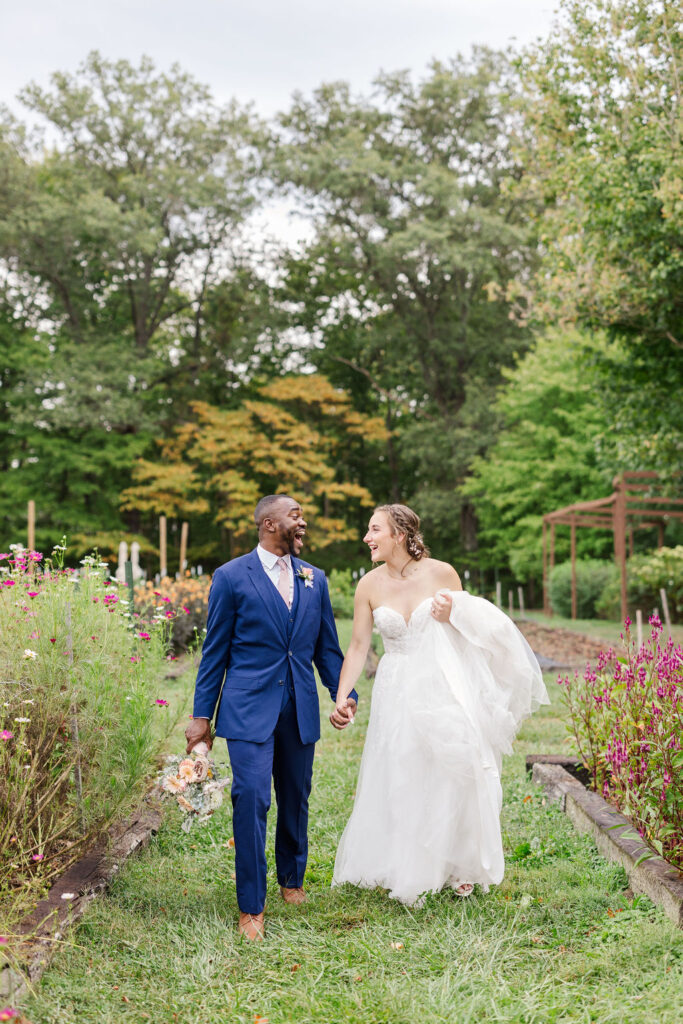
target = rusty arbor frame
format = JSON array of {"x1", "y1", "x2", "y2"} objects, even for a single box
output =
[{"x1": 542, "y1": 472, "x2": 683, "y2": 621}]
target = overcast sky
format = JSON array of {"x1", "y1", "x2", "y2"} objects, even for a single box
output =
[{"x1": 3, "y1": 1, "x2": 557, "y2": 116}]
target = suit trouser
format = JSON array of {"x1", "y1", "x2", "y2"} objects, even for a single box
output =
[{"x1": 227, "y1": 684, "x2": 315, "y2": 914}]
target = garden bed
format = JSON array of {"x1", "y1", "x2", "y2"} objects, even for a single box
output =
[
  {"x1": 528, "y1": 754, "x2": 683, "y2": 929},
  {"x1": 0, "y1": 800, "x2": 162, "y2": 1004}
]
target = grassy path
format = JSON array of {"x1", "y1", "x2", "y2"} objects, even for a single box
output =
[{"x1": 20, "y1": 623, "x2": 682, "y2": 1024}]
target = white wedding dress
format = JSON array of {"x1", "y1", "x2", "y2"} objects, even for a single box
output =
[{"x1": 332, "y1": 591, "x2": 549, "y2": 905}]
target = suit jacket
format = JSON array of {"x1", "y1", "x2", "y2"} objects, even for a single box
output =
[{"x1": 192, "y1": 548, "x2": 354, "y2": 744}]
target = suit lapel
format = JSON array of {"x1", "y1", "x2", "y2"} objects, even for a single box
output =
[
  {"x1": 246, "y1": 548, "x2": 288, "y2": 642},
  {"x1": 290, "y1": 558, "x2": 314, "y2": 643}
]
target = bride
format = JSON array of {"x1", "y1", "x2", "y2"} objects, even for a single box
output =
[{"x1": 331, "y1": 503, "x2": 549, "y2": 905}]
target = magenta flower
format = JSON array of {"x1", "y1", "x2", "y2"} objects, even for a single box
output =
[
  {"x1": 137, "y1": 631, "x2": 151, "y2": 640},
  {"x1": 155, "y1": 699, "x2": 169, "y2": 706},
  {"x1": 32, "y1": 853, "x2": 44, "y2": 862},
  {"x1": 0, "y1": 1009, "x2": 17, "y2": 1021},
  {"x1": 2, "y1": 580, "x2": 15, "y2": 587},
  {"x1": 27, "y1": 591, "x2": 39, "y2": 598},
  {"x1": 0, "y1": 731, "x2": 13, "y2": 742}
]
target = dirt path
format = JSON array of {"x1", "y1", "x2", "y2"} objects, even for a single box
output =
[{"x1": 516, "y1": 621, "x2": 608, "y2": 670}]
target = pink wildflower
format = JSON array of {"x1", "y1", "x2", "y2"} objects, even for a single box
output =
[
  {"x1": 0, "y1": 731, "x2": 13, "y2": 742},
  {"x1": 32, "y1": 853, "x2": 44, "y2": 862},
  {"x1": 137, "y1": 632, "x2": 151, "y2": 640},
  {"x1": 155, "y1": 699, "x2": 169, "y2": 706}
]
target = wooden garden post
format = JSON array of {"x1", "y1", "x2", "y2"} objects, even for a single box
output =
[
  {"x1": 517, "y1": 586, "x2": 525, "y2": 618},
  {"x1": 542, "y1": 519, "x2": 549, "y2": 615},
  {"x1": 27, "y1": 500, "x2": 35, "y2": 552},
  {"x1": 548, "y1": 521, "x2": 556, "y2": 616},
  {"x1": 159, "y1": 515, "x2": 167, "y2": 579},
  {"x1": 570, "y1": 518, "x2": 577, "y2": 621},
  {"x1": 613, "y1": 475, "x2": 628, "y2": 623},
  {"x1": 179, "y1": 521, "x2": 189, "y2": 576}
]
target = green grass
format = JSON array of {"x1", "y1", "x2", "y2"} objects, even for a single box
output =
[{"x1": 17, "y1": 621, "x2": 683, "y2": 1024}]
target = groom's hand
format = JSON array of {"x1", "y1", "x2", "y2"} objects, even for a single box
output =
[
  {"x1": 185, "y1": 716, "x2": 213, "y2": 753},
  {"x1": 330, "y1": 698, "x2": 357, "y2": 730}
]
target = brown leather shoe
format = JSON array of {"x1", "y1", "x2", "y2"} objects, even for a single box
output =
[
  {"x1": 280, "y1": 886, "x2": 307, "y2": 905},
  {"x1": 238, "y1": 911, "x2": 265, "y2": 941}
]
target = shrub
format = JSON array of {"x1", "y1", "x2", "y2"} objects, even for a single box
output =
[
  {"x1": 0, "y1": 543, "x2": 174, "y2": 925},
  {"x1": 136, "y1": 574, "x2": 212, "y2": 649},
  {"x1": 328, "y1": 568, "x2": 356, "y2": 619},
  {"x1": 559, "y1": 616, "x2": 682, "y2": 870},
  {"x1": 549, "y1": 558, "x2": 617, "y2": 618}
]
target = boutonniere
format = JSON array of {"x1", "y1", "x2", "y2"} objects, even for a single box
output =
[{"x1": 295, "y1": 566, "x2": 314, "y2": 588}]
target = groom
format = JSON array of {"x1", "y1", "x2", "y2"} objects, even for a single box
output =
[{"x1": 185, "y1": 494, "x2": 357, "y2": 940}]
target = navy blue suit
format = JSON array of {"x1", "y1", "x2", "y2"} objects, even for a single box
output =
[{"x1": 192, "y1": 548, "x2": 354, "y2": 913}]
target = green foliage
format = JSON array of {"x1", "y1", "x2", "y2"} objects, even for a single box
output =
[
  {"x1": 271, "y1": 50, "x2": 539, "y2": 562},
  {"x1": 519, "y1": 0, "x2": 683, "y2": 476},
  {"x1": 463, "y1": 330, "x2": 614, "y2": 581},
  {"x1": 0, "y1": 53, "x2": 269, "y2": 558},
  {"x1": 549, "y1": 559, "x2": 618, "y2": 619},
  {"x1": 327, "y1": 568, "x2": 356, "y2": 619},
  {"x1": 598, "y1": 546, "x2": 683, "y2": 623}
]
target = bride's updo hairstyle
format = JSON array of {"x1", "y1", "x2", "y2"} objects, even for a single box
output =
[{"x1": 375, "y1": 503, "x2": 430, "y2": 561}]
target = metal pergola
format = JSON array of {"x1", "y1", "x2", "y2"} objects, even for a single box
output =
[{"x1": 542, "y1": 472, "x2": 683, "y2": 621}]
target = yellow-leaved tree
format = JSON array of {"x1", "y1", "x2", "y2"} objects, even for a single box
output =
[{"x1": 121, "y1": 374, "x2": 388, "y2": 563}]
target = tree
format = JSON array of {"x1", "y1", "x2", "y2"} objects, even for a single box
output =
[
  {"x1": 121, "y1": 374, "x2": 387, "y2": 567},
  {"x1": 518, "y1": 0, "x2": 683, "y2": 475},
  {"x1": 462, "y1": 331, "x2": 615, "y2": 584},
  {"x1": 0, "y1": 54, "x2": 268, "y2": 550},
  {"x1": 270, "y1": 49, "x2": 539, "y2": 560}
]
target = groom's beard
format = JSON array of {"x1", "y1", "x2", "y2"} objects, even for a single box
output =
[{"x1": 278, "y1": 524, "x2": 305, "y2": 556}]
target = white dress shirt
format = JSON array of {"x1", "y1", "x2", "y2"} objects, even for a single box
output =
[{"x1": 257, "y1": 544, "x2": 294, "y2": 606}]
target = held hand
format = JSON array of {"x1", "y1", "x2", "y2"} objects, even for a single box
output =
[
  {"x1": 431, "y1": 591, "x2": 452, "y2": 623},
  {"x1": 185, "y1": 716, "x2": 213, "y2": 754},
  {"x1": 330, "y1": 697, "x2": 357, "y2": 731}
]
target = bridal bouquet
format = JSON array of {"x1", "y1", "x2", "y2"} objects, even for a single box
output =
[{"x1": 159, "y1": 742, "x2": 230, "y2": 832}]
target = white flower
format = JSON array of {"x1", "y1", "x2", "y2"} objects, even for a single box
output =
[
  {"x1": 14, "y1": 717, "x2": 31, "y2": 723},
  {"x1": 61, "y1": 892, "x2": 76, "y2": 900},
  {"x1": 23, "y1": 650, "x2": 38, "y2": 660},
  {"x1": 22, "y1": 699, "x2": 34, "y2": 705}
]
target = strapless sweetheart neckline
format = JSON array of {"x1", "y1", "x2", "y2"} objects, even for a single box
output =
[{"x1": 372, "y1": 597, "x2": 432, "y2": 628}]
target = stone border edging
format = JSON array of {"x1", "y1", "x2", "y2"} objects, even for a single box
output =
[
  {"x1": 527, "y1": 755, "x2": 683, "y2": 929},
  {"x1": 0, "y1": 801, "x2": 163, "y2": 1003}
]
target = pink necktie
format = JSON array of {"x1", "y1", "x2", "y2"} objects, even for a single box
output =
[{"x1": 276, "y1": 557, "x2": 291, "y2": 608}]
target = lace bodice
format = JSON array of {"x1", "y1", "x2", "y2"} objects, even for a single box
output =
[{"x1": 372, "y1": 598, "x2": 433, "y2": 654}]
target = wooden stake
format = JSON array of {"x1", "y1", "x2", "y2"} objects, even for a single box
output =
[
  {"x1": 66, "y1": 602, "x2": 84, "y2": 832},
  {"x1": 159, "y1": 515, "x2": 167, "y2": 579},
  {"x1": 179, "y1": 521, "x2": 189, "y2": 576},
  {"x1": 495, "y1": 580, "x2": 502, "y2": 609},
  {"x1": 570, "y1": 519, "x2": 577, "y2": 620},
  {"x1": 508, "y1": 590, "x2": 514, "y2": 618},
  {"x1": 636, "y1": 609, "x2": 643, "y2": 650},
  {"x1": 542, "y1": 519, "x2": 549, "y2": 615},
  {"x1": 27, "y1": 500, "x2": 35, "y2": 552},
  {"x1": 660, "y1": 588, "x2": 672, "y2": 638},
  {"x1": 517, "y1": 586, "x2": 525, "y2": 618},
  {"x1": 613, "y1": 475, "x2": 628, "y2": 623}
]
